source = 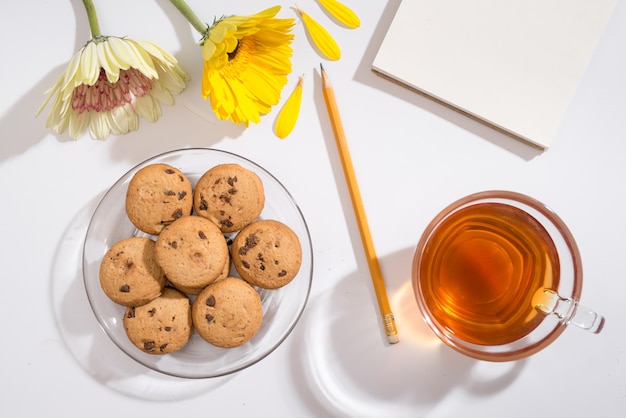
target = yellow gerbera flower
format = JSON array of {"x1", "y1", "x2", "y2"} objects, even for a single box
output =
[
  {"x1": 200, "y1": 6, "x2": 295, "y2": 126},
  {"x1": 37, "y1": 1, "x2": 189, "y2": 140}
]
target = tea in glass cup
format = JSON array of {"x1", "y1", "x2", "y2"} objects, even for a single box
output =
[{"x1": 412, "y1": 191, "x2": 604, "y2": 361}]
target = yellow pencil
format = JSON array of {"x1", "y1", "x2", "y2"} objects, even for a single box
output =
[{"x1": 320, "y1": 64, "x2": 399, "y2": 344}]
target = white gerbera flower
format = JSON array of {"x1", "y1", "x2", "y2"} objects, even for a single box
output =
[
  {"x1": 37, "y1": 36, "x2": 189, "y2": 140},
  {"x1": 37, "y1": 0, "x2": 189, "y2": 140}
]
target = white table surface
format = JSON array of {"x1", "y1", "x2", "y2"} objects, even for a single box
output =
[{"x1": 2, "y1": 1, "x2": 625, "y2": 416}]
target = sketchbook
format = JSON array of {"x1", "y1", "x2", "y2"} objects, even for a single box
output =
[{"x1": 372, "y1": 0, "x2": 617, "y2": 148}]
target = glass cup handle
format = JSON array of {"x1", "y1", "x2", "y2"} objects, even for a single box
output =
[{"x1": 533, "y1": 289, "x2": 605, "y2": 334}]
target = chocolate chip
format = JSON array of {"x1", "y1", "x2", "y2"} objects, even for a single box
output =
[
  {"x1": 219, "y1": 194, "x2": 231, "y2": 204},
  {"x1": 164, "y1": 169, "x2": 175, "y2": 174},
  {"x1": 238, "y1": 233, "x2": 259, "y2": 255},
  {"x1": 159, "y1": 344, "x2": 168, "y2": 352},
  {"x1": 228, "y1": 188, "x2": 237, "y2": 195},
  {"x1": 164, "y1": 190, "x2": 176, "y2": 196},
  {"x1": 205, "y1": 314, "x2": 215, "y2": 323},
  {"x1": 148, "y1": 308, "x2": 156, "y2": 317},
  {"x1": 199, "y1": 197, "x2": 208, "y2": 211},
  {"x1": 177, "y1": 190, "x2": 187, "y2": 200},
  {"x1": 206, "y1": 295, "x2": 216, "y2": 307},
  {"x1": 227, "y1": 176, "x2": 237, "y2": 187},
  {"x1": 278, "y1": 270, "x2": 287, "y2": 277},
  {"x1": 220, "y1": 219, "x2": 233, "y2": 228},
  {"x1": 242, "y1": 260, "x2": 250, "y2": 269},
  {"x1": 119, "y1": 284, "x2": 130, "y2": 293},
  {"x1": 198, "y1": 230, "x2": 207, "y2": 240},
  {"x1": 172, "y1": 208, "x2": 183, "y2": 220},
  {"x1": 247, "y1": 234, "x2": 259, "y2": 247},
  {"x1": 164, "y1": 326, "x2": 172, "y2": 332},
  {"x1": 126, "y1": 307, "x2": 136, "y2": 318},
  {"x1": 144, "y1": 341, "x2": 156, "y2": 351},
  {"x1": 169, "y1": 240, "x2": 178, "y2": 249}
]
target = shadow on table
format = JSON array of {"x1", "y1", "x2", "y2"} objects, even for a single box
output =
[
  {"x1": 49, "y1": 193, "x2": 231, "y2": 401},
  {"x1": 289, "y1": 246, "x2": 527, "y2": 417}
]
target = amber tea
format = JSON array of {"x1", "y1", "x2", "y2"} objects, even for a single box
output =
[{"x1": 418, "y1": 202, "x2": 560, "y2": 346}]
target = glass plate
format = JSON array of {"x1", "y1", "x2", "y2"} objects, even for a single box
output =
[{"x1": 82, "y1": 148, "x2": 313, "y2": 378}]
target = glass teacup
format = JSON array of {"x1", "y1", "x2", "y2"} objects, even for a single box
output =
[{"x1": 412, "y1": 191, "x2": 604, "y2": 361}]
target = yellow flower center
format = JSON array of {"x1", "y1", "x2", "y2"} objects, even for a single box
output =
[
  {"x1": 223, "y1": 37, "x2": 254, "y2": 78},
  {"x1": 71, "y1": 68, "x2": 153, "y2": 114}
]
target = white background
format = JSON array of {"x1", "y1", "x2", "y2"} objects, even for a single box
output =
[{"x1": 1, "y1": 0, "x2": 625, "y2": 417}]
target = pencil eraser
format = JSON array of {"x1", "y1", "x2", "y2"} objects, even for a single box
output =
[{"x1": 387, "y1": 334, "x2": 399, "y2": 344}]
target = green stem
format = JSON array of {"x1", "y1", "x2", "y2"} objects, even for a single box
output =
[
  {"x1": 169, "y1": 0, "x2": 208, "y2": 36},
  {"x1": 82, "y1": 0, "x2": 101, "y2": 38}
]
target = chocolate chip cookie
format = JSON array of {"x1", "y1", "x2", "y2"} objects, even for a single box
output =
[
  {"x1": 123, "y1": 286, "x2": 193, "y2": 354},
  {"x1": 154, "y1": 215, "x2": 229, "y2": 293},
  {"x1": 231, "y1": 219, "x2": 302, "y2": 289},
  {"x1": 99, "y1": 236, "x2": 167, "y2": 307},
  {"x1": 193, "y1": 163, "x2": 265, "y2": 233},
  {"x1": 125, "y1": 163, "x2": 193, "y2": 235},
  {"x1": 192, "y1": 277, "x2": 263, "y2": 348}
]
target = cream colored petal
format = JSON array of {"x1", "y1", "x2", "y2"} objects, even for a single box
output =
[
  {"x1": 60, "y1": 49, "x2": 84, "y2": 99},
  {"x1": 125, "y1": 41, "x2": 158, "y2": 79},
  {"x1": 89, "y1": 112, "x2": 109, "y2": 140},
  {"x1": 36, "y1": 75, "x2": 64, "y2": 116},
  {"x1": 111, "y1": 105, "x2": 138, "y2": 135},
  {"x1": 110, "y1": 105, "x2": 137, "y2": 135},
  {"x1": 107, "y1": 37, "x2": 135, "y2": 70},
  {"x1": 132, "y1": 40, "x2": 172, "y2": 65},
  {"x1": 148, "y1": 76, "x2": 175, "y2": 106},
  {"x1": 96, "y1": 40, "x2": 120, "y2": 83},
  {"x1": 134, "y1": 95, "x2": 162, "y2": 122},
  {"x1": 68, "y1": 109, "x2": 89, "y2": 139},
  {"x1": 80, "y1": 41, "x2": 100, "y2": 85},
  {"x1": 154, "y1": 63, "x2": 186, "y2": 95}
]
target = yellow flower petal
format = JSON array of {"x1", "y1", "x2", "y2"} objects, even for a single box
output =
[
  {"x1": 317, "y1": 0, "x2": 360, "y2": 28},
  {"x1": 200, "y1": 7, "x2": 295, "y2": 126},
  {"x1": 274, "y1": 75, "x2": 304, "y2": 139},
  {"x1": 296, "y1": 6, "x2": 341, "y2": 61}
]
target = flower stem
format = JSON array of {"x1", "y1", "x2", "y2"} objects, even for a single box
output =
[
  {"x1": 169, "y1": 0, "x2": 208, "y2": 36},
  {"x1": 82, "y1": 0, "x2": 101, "y2": 38}
]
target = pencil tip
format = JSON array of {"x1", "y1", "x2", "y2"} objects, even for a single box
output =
[{"x1": 320, "y1": 63, "x2": 324, "y2": 72}]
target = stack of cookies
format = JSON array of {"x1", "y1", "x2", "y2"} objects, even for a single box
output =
[{"x1": 99, "y1": 162, "x2": 302, "y2": 355}]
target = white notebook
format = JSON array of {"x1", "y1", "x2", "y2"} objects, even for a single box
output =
[{"x1": 372, "y1": 0, "x2": 617, "y2": 149}]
